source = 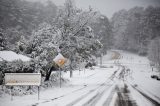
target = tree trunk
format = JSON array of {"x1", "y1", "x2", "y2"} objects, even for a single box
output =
[
  {"x1": 69, "y1": 54, "x2": 74, "y2": 78},
  {"x1": 70, "y1": 60, "x2": 73, "y2": 78},
  {"x1": 45, "y1": 66, "x2": 57, "y2": 81},
  {"x1": 0, "y1": 71, "x2": 3, "y2": 85},
  {"x1": 70, "y1": 70, "x2": 73, "y2": 78}
]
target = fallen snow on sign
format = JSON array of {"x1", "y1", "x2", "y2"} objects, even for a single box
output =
[{"x1": 0, "y1": 51, "x2": 30, "y2": 61}]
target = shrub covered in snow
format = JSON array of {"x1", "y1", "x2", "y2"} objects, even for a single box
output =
[{"x1": 0, "y1": 60, "x2": 36, "y2": 85}]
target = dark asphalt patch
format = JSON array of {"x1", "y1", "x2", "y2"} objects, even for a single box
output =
[{"x1": 115, "y1": 84, "x2": 137, "y2": 106}]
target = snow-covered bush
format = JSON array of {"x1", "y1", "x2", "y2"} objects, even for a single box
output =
[
  {"x1": 43, "y1": 72, "x2": 61, "y2": 88},
  {"x1": 0, "y1": 60, "x2": 36, "y2": 85}
]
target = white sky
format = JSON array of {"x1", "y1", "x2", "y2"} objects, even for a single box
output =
[{"x1": 34, "y1": 0, "x2": 160, "y2": 18}]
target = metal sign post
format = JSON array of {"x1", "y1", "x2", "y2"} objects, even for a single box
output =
[
  {"x1": 38, "y1": 86, "x2": 40, "y2": 100},
  {"x1": 10, "y1": 86, "x2": 13, "y2": 101},
  {"x1": 60, "y1": 68, "x2": 61, "y2": 88},
  {"x1": 53, "y1": 53, "x2": 67, "y2": 88}
]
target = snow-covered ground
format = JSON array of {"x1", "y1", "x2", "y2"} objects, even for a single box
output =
[
  {"x1": 0, "y1": 50, "x2": 160, "y2": 106},
  {"x1": 118, "y1": 50, "x2": 160, "y2": 106},
  {"x1": 0, "y1": 66, "x2": 117, "y2": 106}
]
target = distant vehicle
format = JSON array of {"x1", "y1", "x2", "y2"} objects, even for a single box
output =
[{"x1": 151, "y1": 74, "x2": 160, "y2": 81}]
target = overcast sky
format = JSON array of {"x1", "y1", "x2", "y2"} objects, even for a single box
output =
[{"x1": 35, "y1": 0, "x2": 160, "y2": 18}]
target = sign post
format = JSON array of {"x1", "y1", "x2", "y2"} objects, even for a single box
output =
[
  {"x1": 5, "y1": 73, "x2": 41, "y2": 100},
  {"x1": 10, "y1": 86, "x2": 13, "y2": 101},
  {"x1": 38, "y1": 86, "x2": 40, "y2": 100},
  {"x1": 60, "y1": 68, "x2": 61, "y2": 88},
  {"x1": 53, "y1": 53, "x2": 66, "y2": 88}
]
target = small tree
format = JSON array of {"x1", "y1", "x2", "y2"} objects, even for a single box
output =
[
  {"x1": 52, "y1": 0, "x2": 101, "y2": 77},
  {"x1": 17, "y1": 22, "x2": 58, "y2": 79}
]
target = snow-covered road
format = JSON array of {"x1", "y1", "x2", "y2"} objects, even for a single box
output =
[
  {"x1": 31, "y1": 65, "x2": 122, "y2": 106},
  {"x1": 1, "y1": 50, "x2": 160, "y2": 106}
]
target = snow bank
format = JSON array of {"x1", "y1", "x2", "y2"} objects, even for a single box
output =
[{"x1": 0, "y1": 51, "x2": 30, "y2": 62}]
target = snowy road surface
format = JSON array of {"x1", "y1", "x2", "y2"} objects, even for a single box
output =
[{"x1": 0, "y1": 50, "x2": 160, "y2": 106}]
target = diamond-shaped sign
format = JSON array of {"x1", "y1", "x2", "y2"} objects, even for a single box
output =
[{"x1": 53, "y1": 53, "x2": 66, "y2": 67}]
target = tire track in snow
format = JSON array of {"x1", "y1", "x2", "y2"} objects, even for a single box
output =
[
  {"x1": 65, "y1": 80, "x2": 113, "y2": 106},
  {"x1": 102, "y1": 85, "x2": 116, "y2": 106},
  {"x1": 82, "y1": 84, "x2": 113, "y2": 106},
  {"x1": 131, "y1": 85, "x2": 160, "y2": 106},
  {"x1": 31, "y1": 86, "x2": 87, "y2": 106},
  {"x1": 31, "y1": 67, "x2": 119, "y2": 106},
  {"x1": 115, "y1": 84, "x2": 137, "y2": 106},
  {"x1": 65, "y1": 67, "x2": 121, "y2": 106},
  {"x1": 31, "y1": 51, "x2": 121, "y2": 106}
]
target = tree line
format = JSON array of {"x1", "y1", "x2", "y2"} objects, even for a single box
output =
[{"x1": 111, "y1": 6, "x2": 160, "y2": 71}]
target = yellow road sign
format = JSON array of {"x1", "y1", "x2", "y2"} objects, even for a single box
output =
[{"x1": 53, "y1": 53, "x2": 66, "y2": 67}]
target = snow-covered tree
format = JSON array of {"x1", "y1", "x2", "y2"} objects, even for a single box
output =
[
  {"x1": 125, "y1": 7, "x2": 145, "y2": 53},
  {"x1": 17, "y1": 0, "x2": 101, "y2": 80},
  {"x1": 111, "y1": 9, "x2": 128, "y2": 50},
  {"x1": 51, "y1": 0, "x2": 101, "y2": 77},
  {"x1": 91, "y1": 14, "x2": 113, "y2": 55},
  {"x1": 111, "y1": 6, "x2": 160, "y2": 55}
]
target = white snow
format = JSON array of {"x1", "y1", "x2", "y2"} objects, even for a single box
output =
[
  {"x1": 128, "y1": 84, "x2": 153, "y2": 106},
  {"x1": 1, "y1": 50, "x2": 160, "y2": 106},
  {"x1": 109, "y1": 93, "x2": 117, "y2": 106},
  {"x1": 95, "y1": 83, "x2": 116, "y2": 106},
  {"x1": 0, "y1": 51, "x2": 30, "y2": 62},
  {"x1": 117, "y1": 50, "x2": 160, "y2": 103},
  {"x1": 0, "y1": 65, "x2": 117, "y2": 106}
]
